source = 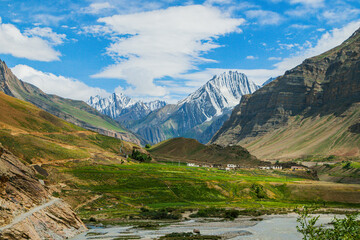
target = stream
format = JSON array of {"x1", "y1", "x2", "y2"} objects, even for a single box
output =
[{"x1": 72, "y1": 214, "x2": 339, "y2": 240}]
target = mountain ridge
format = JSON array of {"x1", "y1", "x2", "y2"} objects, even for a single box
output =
[
  {"x1": 0, "y1": 60, "x2": 142, "y2": 145},
  {"x1": 211, "y1": 27, "x2": 360, "y2": 160},
  {"x1": 88, "y1": 93, "x2": 166, "y2": 123},
  {"x1": 99, "y1": 71, "x2": 259, "y2": 144}
]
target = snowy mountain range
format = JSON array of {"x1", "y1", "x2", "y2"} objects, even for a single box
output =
[
  {"x1": 87, "y1": 71, "x2": 259, "y2": 144},
  {"x1": 87, "y1": 93, "x2": 166, "y2": 122}
]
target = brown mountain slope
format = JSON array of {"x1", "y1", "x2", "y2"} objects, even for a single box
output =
[
  {"x1": 0, "y1": 60, "x2": 142, "y2": 145},
  {"x1": 0, "y1": 143, "x2": 86, "y2": 239},
  {"x1": 149, "y1": 137, "x2": 263, "y2": 166},
  {"x1": 0, "y1": 91, "x2": 137, "y2": 164},
  {"x1": 211, "y1": 27, "x2": 360, "y2": 160}
]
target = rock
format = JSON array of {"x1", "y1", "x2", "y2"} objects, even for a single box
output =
[
  {"x1": 0, "y1": 144, "x2": 87, "y2": 239},
  {"x1": 211, "y1": 27, "x2": 360, "y2": 159}
]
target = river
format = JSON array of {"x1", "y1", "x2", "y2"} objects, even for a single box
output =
[{"x1": 72, "y1": 214, "x2": 339, "y2": 240}]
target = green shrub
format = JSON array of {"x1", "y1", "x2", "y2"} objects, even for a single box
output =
[
  {"x1": 251, "y1": 183, "x2": 267, "y2": 199},
  {"x1": 190, "y1": 207, "x2": 240, "y2": 219},
  {"x1": 296, "y1": 207, "x2": 360, "y2": 240},
  {"x1": 145, "y1": 144, "x2": 151, "y2": 149},
  {"x1": 140, "y1": 208, "x2": 181, "y2": 220},
  {"x1": 131, "y1": 149, "x2": 152, "y2": 163}
]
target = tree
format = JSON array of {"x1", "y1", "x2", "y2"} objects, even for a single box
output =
[
  {"x1": 131, "y1": 149, "x2": 152, "y2": 163},
  {"x1": 145, "y1": 144, "x2": 151, "y2": 149},
  {"x1": 296, "y1": 207, "x2": 360, "y2": 240}
]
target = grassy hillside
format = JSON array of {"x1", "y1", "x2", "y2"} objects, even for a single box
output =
[
  {"x1": 0, "y1": 60, "x2": 143, "y2": 145},
  {"x1": 47, "y1": 161, "x2": 360, "y2": 221},
  {"x1": 239, "y1": 103, "x2": 360, "y2": 160},
  {"x1": 0, "y1": 92, "x2": 136, "y2": 164},
  {"x1": 149, "y1": 137, "x2": 262, "y2": 166}
]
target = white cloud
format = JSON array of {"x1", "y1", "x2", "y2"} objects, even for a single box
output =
[
  {"x1": 322, "y1": 8, "x2": 360, "y2": 25},
  {"x1": 268, "y1": 57, "x2": 282, "y2": 61},
  {"x1": 180, "y1": 20, "x2": 360, "y2": 86},
  {"x1": 245, "y1": 10, "x2": 283, "y2": 25},
  {"x1": 278, "y1": 43, "x2": 299, "y2": 50},
  {"x1": 289, "y1": 24, "x2": 311, "y2": 29},
  {"x1": 289, "y1": 0, "x2": 324, "y2": 7},
  {"x1": 12, "y1": 65, "x2": 109, "y2": 101},
  {"x1": 33, "y1": 14, "x2": 64, "y2": 26},
  {"x1": 274, "y1": 20, "x2": 360, "y2": 71},
  {"x1": 246, "y1": 55, "x2": 258, "y2": 60},
  {"x1": 179, "y1": 68, "x2": 283, "y2": 86},
  {"x1": 0, "y1": 23, "x2": 60, "y2": 61},
  {"x1": 91, "y1": 5, "x2": 244, "y2": 98},
  {"x1": 24, "y1": 27, "x2": 66, "y2": 45},
  {"x1": 82, "y1": 2, "x2": 115, "y2": 14}
]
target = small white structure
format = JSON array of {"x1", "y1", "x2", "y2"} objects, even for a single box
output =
[
  {"x1": 259, "y1": 166, "x2": 271, "y2": 170},
  {"x1": 187, "y1": 163, "x2": 200, "y2": 167},
  {"x1": 227, "y1": 164, "x2": 237, "y2": 168},
  {"x1": 291, "y1": 166, "x2": 306, "y2": 171},
  {"x1": 271, "y1": 165, "x2": 283, "y2": 170}
]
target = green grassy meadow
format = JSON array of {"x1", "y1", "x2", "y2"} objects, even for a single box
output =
[{"x1": 51, "y1": 162, "x2": 360, "y2": 221}]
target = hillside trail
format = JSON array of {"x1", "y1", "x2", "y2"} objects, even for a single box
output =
[
  {"x1": 75, "y1": 195, "x2": 102, "y2": 211},
  {"x1": 0, "y1": 198, "x2": 60, "y2": 232}
]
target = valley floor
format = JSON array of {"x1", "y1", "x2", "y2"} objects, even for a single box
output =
[{"x1": 44, "y1": 161, "x2": 360, "y2": 223}]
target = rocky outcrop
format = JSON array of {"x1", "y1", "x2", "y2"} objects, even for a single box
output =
[
  {"x1": 211, "y1": 27, "x2": 360, "y2": 159},
  {"x1": 129, "y1": 71, "x2": 259, "y2": 144},
  {"x1": 0, "y1": 144, "x2": 86, "y2": 239}
]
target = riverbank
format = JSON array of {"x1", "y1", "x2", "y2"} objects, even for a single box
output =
[{"x1": 72, "y1": 213, "x2": 346, "y2": 240}]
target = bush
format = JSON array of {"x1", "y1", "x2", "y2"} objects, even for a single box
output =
[
  {"x1": 145, "y1": 144, "x2": 151, "y2": 149},
  {"x1": 190, "y1": 207, "x2": 240, "y2": 220},
  {"x1": 296, "y1": 207, "x2": 360, "y2": 240},
  {"x1": 140, "y1": 208, "x2": 181, "y2": 220},
  {"x1": 131, "y1": 149, "x2": 152, "y2": 163},
  {"x1": 251, "y1": 183, "x2": 267, "y2": 199}
]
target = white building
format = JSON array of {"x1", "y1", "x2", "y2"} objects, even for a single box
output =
[{"x1": 227, "y1": 164, "x2": 237, "y2": 168}]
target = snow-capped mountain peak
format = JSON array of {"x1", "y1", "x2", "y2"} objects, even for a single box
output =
[
  {"x1": 179, "y1": 71, "x2": 259, "y2": 118},
  {"x1": 87, "y1": 93, "x2": 166, "y2": 121}
]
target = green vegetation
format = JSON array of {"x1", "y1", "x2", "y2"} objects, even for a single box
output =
[
  {"x1": 190, "y1": 207, "x2": 240, "y2": 220},
  {"x1": 131, "y1": 149, "x2": 152, "y2": 162},
  {"x1": 297, "y1": 207, "x2": 360, "y2": 240},
  {"x1": 145, "y1": 144, "x2": 151, "y2": 149},
  {"x1": 139, "y1": 207, "x2": 181, "y2": 220},
  {"x1": 158, "y1": 232, "x2": 221, "y2": 240},
  {"x1": 53, "y1": 162, "x2": 360, "y2": 221}
]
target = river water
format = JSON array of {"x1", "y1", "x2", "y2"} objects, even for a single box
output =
[{"x1": 72, "y1": 214, "x2": 339, "y2": 240}]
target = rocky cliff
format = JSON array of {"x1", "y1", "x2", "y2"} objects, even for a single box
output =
[
  {"x1": 130, "y1": 71, "x2": 259, "y2": 144},
  {"x1": 0, "y1": 144, "x2": 86, "y2": 239},
  {"x1": 211, "y1": 27, "x2": 360, "y2": 160}
]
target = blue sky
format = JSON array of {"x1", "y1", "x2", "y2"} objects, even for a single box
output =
[{"x1": 0, "y1": 0, "x2": 359, "y2": 102}]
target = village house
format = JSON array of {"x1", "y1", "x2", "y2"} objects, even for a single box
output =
[
  {"x1": 291, "y1": 166, "x2": 307, "y2": 171},
  {"x1": 187, "y1": 163, "x2": 200, "y2": 167},
  {"x1": 227, "y1": 164, "x2": 237, "y2": 168},
  {"x1": 271, "y1": 165, "x2": 283, "y2": 170},
  {"x1": 259, "y1": 166, "x2": 271, "y2": 170}
]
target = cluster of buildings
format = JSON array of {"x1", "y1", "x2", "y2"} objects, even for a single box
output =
[{"x1": 186, "y1": 162, "x2": 307, "y2": 171}]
